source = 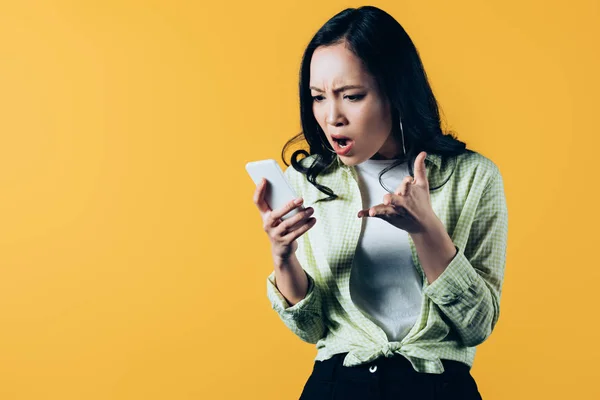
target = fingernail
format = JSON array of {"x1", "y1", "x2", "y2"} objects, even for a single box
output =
[{"x1": 294, "y1": 198, "x2": 303, "y2": 205}]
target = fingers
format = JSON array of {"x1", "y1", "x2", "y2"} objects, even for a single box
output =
[
  {"x1": 358, "y1": 207, "x2": 376, "y2": 217},
  {"x1": 368, "y1": 205, "x2": 399, "y2": 218},
  {"x1": 358, "y1": 206, "x2": 394, "y2": 217},
  {"x1": 283, "y1": 216, "x2": 317, "y2": 243},
  {"x1": 270, "y1": 197, "x2": 304, "y2": 221},
  {"x1": 413, "y1": 152, "x2": 428, "y2": 186},
  {"x1": 267, "y1": 207, "x2": 316, "y2": 243},
  {"x1": 394, "y1": 175, "x2": 414, "y2": 196},
  {"x1": 253, "y1": 178, "x2": 270, "y2": 214},
  {"x1": 263, "y1": 197, "x2": 306, "y2": 232},
  {"x1": 360, "y1": 197, "x2": 406, "y2": 218},
  {"x1": 386, "y1": 193, "x2": 406, "y2": 208},
  {"x1": 358, "y1": 205, "x2": 393, "y2": 218},
  {"x1": 253, "y1": 179, "x2": 316, "y2": 253},
  {"x1": 276, "y1": 206, "x2": 314, "y2": 234}
]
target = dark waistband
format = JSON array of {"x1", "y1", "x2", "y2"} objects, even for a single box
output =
[{"x1": 311, "y1": 352, "x2": 471, "y2": 381}]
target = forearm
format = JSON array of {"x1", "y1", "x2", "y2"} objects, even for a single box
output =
[
  {"x1": 273, "y1": 254, "x2": 309, "y2": 306},
  {"x1": 410, "y1": 169, "x2": 506, "y2": 346},
  {"x1": 267, "y1": 253, "x2": 326, "y2": 344},
  {"x1": 422, "y1": 248, "x2": 500, "y2": 346},
  {"x1": 410, "y1": 215, "x2": 457, "y2": 284},
  {"x1": 412, "y1": 215, "x2": 502, "y2": 346}
]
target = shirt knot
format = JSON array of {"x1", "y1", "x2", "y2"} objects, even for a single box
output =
[{"x1": 382, "y1": 342, "x2": 401, "y2": 358}]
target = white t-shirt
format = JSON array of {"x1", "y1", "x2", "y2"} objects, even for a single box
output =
[{"x1": 349, "y1": 158, "x2": 423, "y2": 342}]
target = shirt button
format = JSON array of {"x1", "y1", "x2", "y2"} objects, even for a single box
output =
[{"x1": 369, "y1": 365, "x2": 378, "y2": 373}]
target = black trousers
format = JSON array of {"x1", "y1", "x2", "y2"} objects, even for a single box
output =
[{"x1": 299, "y1": 353, "x2": 483, "y2": 400}]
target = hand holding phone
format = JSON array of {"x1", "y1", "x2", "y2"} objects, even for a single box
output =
[
  {"x1": 247, "y1": 159, "x2": 317, "y2": 261},
  {"x1": 246, "y1": 159, "x2": 306, "y2": 219}
]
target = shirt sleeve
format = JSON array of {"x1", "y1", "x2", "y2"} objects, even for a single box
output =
[
  {"x1": 265, "y1": 163, "x2": 327, "y2": 344},
  {"x1": 266, "y1": 268, "x2": 326, "y2": 344},
  {"x1": 423, "y1": 168, "x2": 508, "y2": 347}
]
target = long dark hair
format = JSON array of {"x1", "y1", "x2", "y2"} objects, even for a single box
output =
[{"x1": 282, "y1": 5, "x2": 472, "y2": 202}]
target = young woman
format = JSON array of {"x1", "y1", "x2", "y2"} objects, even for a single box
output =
[{"x1": 252, "y1": 6, "x2": 508, "y2": 400}]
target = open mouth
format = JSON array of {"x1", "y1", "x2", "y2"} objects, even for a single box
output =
[
  {"x1": 335, "y1": 139, "x2": 350, "y2": 148},
  {"x1": 332, "y1": 137, "x2": 354, "y2": 155}
]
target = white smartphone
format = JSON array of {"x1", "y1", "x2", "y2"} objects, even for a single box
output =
[{"x1": 246, "y1": 159, "x2": 306, "y2": 220}]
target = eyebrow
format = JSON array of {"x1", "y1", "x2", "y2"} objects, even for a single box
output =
[{"x1": 309, "y1": 85, "x2": 365, "y2": 93}]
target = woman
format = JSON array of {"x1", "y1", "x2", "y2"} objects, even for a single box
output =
[{"x1": 252, "y1": 6, "x2": 508, "y2": 400}]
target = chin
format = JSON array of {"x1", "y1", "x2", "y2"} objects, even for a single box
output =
[{"x1": 337, "y1": 154, "x2": 367, "y2": 167}]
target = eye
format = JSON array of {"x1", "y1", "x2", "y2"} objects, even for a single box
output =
[
  {"x1": 345, "y1": 94, "x2": 365, "y2": 102},
  {"x1": 311, "y1": 95, "x2": 324, "y2": 102}
]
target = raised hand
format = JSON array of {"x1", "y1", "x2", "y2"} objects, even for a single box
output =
[{"x1": 357, "y1": 151, "x2": 436, "y2": 234}]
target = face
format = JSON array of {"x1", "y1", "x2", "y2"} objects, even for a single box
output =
[{"x1": 309, "y1": 42, "x2": 400, "y2": 166}]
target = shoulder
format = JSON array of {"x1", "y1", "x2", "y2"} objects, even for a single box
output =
[
  {"x1": 455, "y1": 150, "x2": 499, "y2": 173},
  {"x1": 454, "y1": 150, "x2": 502, "y2": 187}
]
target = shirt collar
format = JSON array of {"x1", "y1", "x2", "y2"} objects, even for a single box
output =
[{"x1": 425, "y1": 153, "x2": 442, "y2": 169}]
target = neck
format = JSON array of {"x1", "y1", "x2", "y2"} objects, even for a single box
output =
[{"x1": 370, "y1": 152, "x2": 406, "y2": 162}]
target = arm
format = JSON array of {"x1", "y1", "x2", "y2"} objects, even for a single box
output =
[
  {"x1": 266, "y1": 258, "x2": 326, "y2": 344},
  {"x1": 271, "y1": 253, "x2": 310, "y2": 306},
  {"x1": 419, "y1": 169, "x2": 509, "y2": 346},
  {"x1": 265, "y1": 165, "x2": 327, "y2": 344}
]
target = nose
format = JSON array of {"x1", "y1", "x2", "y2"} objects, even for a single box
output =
[{"x1": 325, "y1": 101, "x2": 345, "y2": 127}]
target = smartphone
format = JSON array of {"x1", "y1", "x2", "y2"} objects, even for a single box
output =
[{"x1": 246, "y1": 159, "x2": 306, "y2": 220}]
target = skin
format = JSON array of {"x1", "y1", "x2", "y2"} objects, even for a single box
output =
[
  {"x1": 310, "y1": 41, "x2": 400, "y2": 164},
  {"x1": 252, "y1": 42, "x2": 457, "y2": 307}
]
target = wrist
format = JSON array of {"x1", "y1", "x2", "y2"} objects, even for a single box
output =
[
  {"x1": 412, "y1": 215, "x2": 454, "y2": 253},
  {"x1": 273, "y1": 253, "x2": 297, "y2": 270},
  {"x1": 412, "y1": 213, "x2": 444, "y2": 241}
]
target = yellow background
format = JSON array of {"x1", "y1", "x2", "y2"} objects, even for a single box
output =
[{"x1": 0, "y1": 0, "x2": 598, "y2": 398}]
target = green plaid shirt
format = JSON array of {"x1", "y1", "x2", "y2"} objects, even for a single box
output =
[{"x1": 266, "y1": 151, "x2": 508, "y2": 374}]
